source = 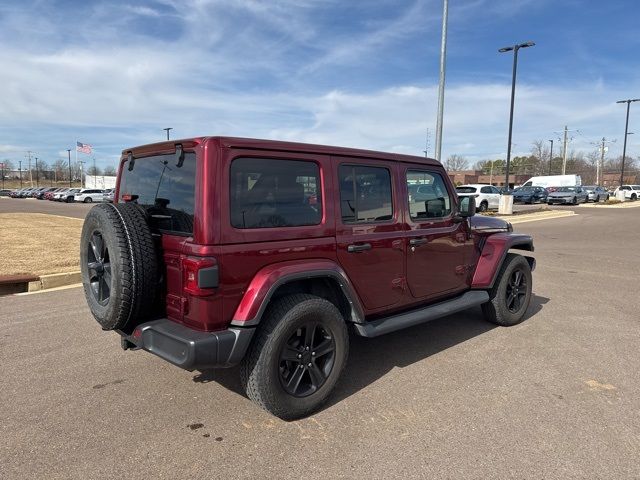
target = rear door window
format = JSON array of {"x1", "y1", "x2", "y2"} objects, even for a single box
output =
[
  {"x1": 230, "y1": 158, "x2": 322, "y2": 229},
  {"x1": 118, "y1": 152, "x2": 196, "y2": 234},
  {"x1": 339, "y1": 165, "x2": 393, "y2": 223}
]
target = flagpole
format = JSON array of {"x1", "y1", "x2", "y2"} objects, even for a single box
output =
[{"x1": 75, "y1": 140, "x2": 79, "y2": 188}]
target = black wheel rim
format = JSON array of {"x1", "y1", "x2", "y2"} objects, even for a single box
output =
[
  {"x1": 278, "y1": 323, "x2": 336, "y2": 398},
  {"x1": 505, "y1": 269, "x2": 527, "y2": 313},
  {"x1": 87, "y1": 231, "x2": 111, "y2": 306}
]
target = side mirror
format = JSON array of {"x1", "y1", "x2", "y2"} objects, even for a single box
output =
[{"x1": 455, "y1": 196, "x2": 475, "y2": 220}]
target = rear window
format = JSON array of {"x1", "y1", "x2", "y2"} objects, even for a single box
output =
[
  {"x1": 118, "y1": 152, "x2": 196, "y2": 234},
  {"x1": 456, "y1": 186, "x2": 477, "y2": 193}
]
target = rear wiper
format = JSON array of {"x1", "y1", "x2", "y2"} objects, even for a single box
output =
[
  {"x1": 127, "y1": 152, "x2": 135, "y2": 171},
  {"x1": 175, "y1": 144, "x2": 184, "y2": 168}
]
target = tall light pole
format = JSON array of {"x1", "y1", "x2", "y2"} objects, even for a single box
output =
[
  {"x1": 548, "y1": 139, "x2": 553, "y2": 175},
  {"x1": 19, "y1": 160, "x2": 22, "y2": 187},
  {"x1": 434, "y1": 0, "x2": 449, "y2": 162},
  {"x1": 616, "y1": 98, "x2": 639, "y2": 187},
  {"x1": 67, "y1": 149, "x2": 72, "y2": 188},
  {"x1": 163, "y1": 127, "x2": 173, "y2": 141},
  {"x1": 498, "y1": 41, "x2": 535, "y2": 189}
]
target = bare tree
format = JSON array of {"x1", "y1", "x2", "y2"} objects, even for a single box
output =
[
  {"x1": 103, "y1": 165, "x2": 116, "y2": 176},
  {"x1": 444, "y1": 154, "x2": 469, "y2": 172}
]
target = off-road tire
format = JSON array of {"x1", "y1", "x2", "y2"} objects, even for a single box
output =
[
  {"x1": 240, "y1": 294, "x2": 349, "y2": 420},
  {"x1": 481, "y1": 253, "x2": 532, "y2": 327},
  {"x1": 80, "y1": 203, "x2": 158, "y2": 331}
]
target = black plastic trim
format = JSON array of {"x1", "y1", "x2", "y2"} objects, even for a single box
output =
[
  {"x1": 122, "y1": 319, "x2": 255, "y2": 370},
  {"x1": 353, "y1": 290, "x2": 490, "y2": 338},
  {"x1": 198, "y1": 265, "x2": 219, "y2": 289},
  {"x1": 230, "y1": 269, "x2": 365, "y2": 327}
]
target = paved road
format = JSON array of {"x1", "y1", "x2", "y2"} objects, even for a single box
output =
[
  {"x1": 1, "y1": 208, "x2": 639, "y2": 479},
  {"x1": 0, "y1": 197, "x2": 93, "y2": 219}
]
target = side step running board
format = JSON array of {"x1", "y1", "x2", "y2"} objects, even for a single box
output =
[{"x1": 353, "y1": 290, "x2": 490, "y2": 338}]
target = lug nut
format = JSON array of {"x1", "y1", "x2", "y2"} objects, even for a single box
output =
[
  {"x1": 297, "y1": 354, "x2": 302, "y2": 359},
  {"x1": 307, "y1": 363, "x2": 312, "y2": 367},
  {"x1": 299, "y1": 365, "x2": 304, "y2": 369},
  {"x1": 312, "y1": 352, "x2": 316, "y2": 356}
]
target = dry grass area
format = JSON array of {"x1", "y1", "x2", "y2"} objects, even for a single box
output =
[{"x1": 0, "y1": 213, "x2": 83, "y2": 276}]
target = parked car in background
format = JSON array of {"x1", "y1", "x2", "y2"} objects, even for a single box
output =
[
  {"x1": 44, "y1": 188, "x2": 64, "y2": 200},
  {"x1": 547, "y1": 186, "x2": 588, "y2": 205},
  {"x1": 0, "y1": 189, "x2": 12, "y2": 196},
  {"x1": 582, "y1": 186, "x2": 609, "y2": 202},
  {"x1": 613, "y1": 185, "x2": 640, "y2": 201},
  {"x1": 103, "y1": 188, "x2": 115, "y2": 202},
  {"x1": 57, "y1": 188, "x2": 81, "y2": 202},
  {"x1": 512, "y1": 186, "x2": 548, "y2": 204},
  {"x1": 36, "y1": 187, "x2": 57, "y2": 200},
  {"x1": 456, "y1": 184, "x2": 502, "y2": 212},
  {"x1": 74, "y1": 189, "x2": 104, "y2": 203}
]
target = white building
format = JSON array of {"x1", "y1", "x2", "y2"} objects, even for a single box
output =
[{"x1": 84, "y1": 175, "x2": 117, "y2": 189}]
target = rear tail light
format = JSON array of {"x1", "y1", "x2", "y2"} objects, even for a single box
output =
[{"x1": 182, "y1": 256, "x2": 218, "y2": 296}]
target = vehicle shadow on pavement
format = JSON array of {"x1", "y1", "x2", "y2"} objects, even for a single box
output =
[{"x1": 192, "y1": 295, "x2": 550, "y2": 412}]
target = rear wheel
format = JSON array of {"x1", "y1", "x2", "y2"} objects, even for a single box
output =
[
  {"x1": 482, "y1": 254, "x2": 532, "y2": 326},
  {"x1": 241, "y1": 294, "x2": 349, "y2": 420},
  {"x1": 84, "y1": 197, "x2": 93, "y2": 203},
  {"x1": 478, "y1": 200, "x2": 488, "y2": 212}
]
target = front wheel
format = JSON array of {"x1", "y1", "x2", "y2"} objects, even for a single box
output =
[
  {"x1": 631, "y1": 194, "x2": 637, "y2": 201},
  {"x1": 478, "y1": 201, "x2": 488, "y2": 212},
  {"x1": 241, "y1": 294, "x2": 349, "y2": 420},
  {"x1": 482, "y1": 253, "x2": 532, "y2": 326},
  {"x1": 572, "y1": 197, "x2": 577, "y2": 205},
  {"x1": 84, "y1": 197, "x2": 93, "y2": 203}
]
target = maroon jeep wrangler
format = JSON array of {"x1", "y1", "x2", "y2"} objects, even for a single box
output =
[{"x1": 81, "y1": 137, "x2": 534, "y2": 419}]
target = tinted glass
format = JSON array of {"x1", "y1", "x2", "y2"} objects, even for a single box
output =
[
  {"x1": 480, "y1": 186, "x2": 492, "y2": 193},
  {"x1": 406, "y1": 170, "x2": 452, "y2": 219},
  {"x1": 339, "y1": 165, "x2": 393, "y2": 223},
  {"x1": 456, "y1": 186, "x2": 477, "y2": 193},
  {"x1": 230, "y1": 158, "x2": 322, "y2": 229},
  {"x1": 119, "y1": 152, "x2": 196, "y2": 234}
]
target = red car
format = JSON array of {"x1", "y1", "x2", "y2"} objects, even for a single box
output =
[{"x1": 80, "y1": 137, "x2": 535, "y2": 419}]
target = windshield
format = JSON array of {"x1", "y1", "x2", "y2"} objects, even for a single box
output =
[
  {"x1": 456, "y1": 187, "x2": 477, "y2": 193},
  {"x1": 517, "y1": 187, "x2": 535, "y2": 192},
  {"x1": 556, "y1": 187, "x2": 577, "y2": 192},
  {"x1": 118, "y1": 152, "x2": 196, "y2": 234}
]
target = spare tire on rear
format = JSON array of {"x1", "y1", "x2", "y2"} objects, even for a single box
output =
[{"x1": 80, "y1": 203, "x2": 158, "y2": 331}]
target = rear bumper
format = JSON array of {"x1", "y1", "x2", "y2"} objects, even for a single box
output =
[{"x1": 120, "y1": 319, "x2": 255, "y2": 370}]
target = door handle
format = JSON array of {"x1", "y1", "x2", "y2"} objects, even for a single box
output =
[
  {"x1": 347, "y1": 243, "x2": 372, "y2": 253},
  {"x1": 409, "y1": 237, "x2": 428, "y2": 246}
]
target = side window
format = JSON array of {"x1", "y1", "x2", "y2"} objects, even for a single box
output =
[
  {"x1": 480, "y1": 186, "x2": 492, "y2": 194},
  {"x1": 230, "y1": 158, "x2": 322, "y2": 229},
  {"x1": 406, "y1": 170, "x2": 452, "y2": 220},
  {"x1": 493, "y1": 186, "x2": 502, "y2": 194},
  {"x1": 339, "y1": 165, "x2": 393, "y2": 223}
]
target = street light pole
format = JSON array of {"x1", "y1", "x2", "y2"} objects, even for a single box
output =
[
  {"x1": 548, "y1": 139, "x2": 553, "y2": 175},
  {"x1": 163, "y1": 127, "x2": 173, "y2": 141},
  {"x1": 498, "y1": 41, "x2": 535, "y2": 190},
  {"x1": 35, "y1": 157, "x2": 39, "y2": 187},
  {"x1": 616, "y1": 98, "x2": 640, "y2": 187},
  {"x1": 67, "y1": 149, "x2": 72, "y2": 188},
  {"x1": 19, "y1": 160, "x2": 22, "y2": 187},
  {"x1": 434, "y1": 0, "x2": 449, "y2": 162}
]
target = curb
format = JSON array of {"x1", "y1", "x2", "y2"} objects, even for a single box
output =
[
  {"x1": 491, "y1": 210, "x2": 577, "y2": 224},
  {"x1": 27, "y1": 271, "x2": 82, "y2": 292},
  {"x1": 578, "y1": 201, "x2": 640, "y2": 209}
]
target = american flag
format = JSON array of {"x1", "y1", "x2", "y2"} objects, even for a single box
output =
[{"x1": 76, "y1": 141, "x2": 92, "y2": 154}]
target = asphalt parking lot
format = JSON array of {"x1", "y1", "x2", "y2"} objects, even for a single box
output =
[{"x1": 1, "y1": 206, "x2": 639, "y2": 479}]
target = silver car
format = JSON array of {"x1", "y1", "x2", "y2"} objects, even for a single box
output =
[
  {"x1": 582, "y1": 186, "x2": 609, "y2": 202},
  {"x1": 547, "y1": 186, "x2": 588, "y2": 205}
]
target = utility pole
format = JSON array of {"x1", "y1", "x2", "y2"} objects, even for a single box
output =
[
  {"x1": 434, "y1": 0, "x2": 449, "y2": 162},
  {"x1": 548, "y1": 139, "x2": 553, "y2": 175},
  {"x1": 78, "y1": 160, "x2": 85, "y2": 188},
  {"x1": 1, "y1": 162, "x2": 4, "y2": 190},
  {"x1": 562, "y1": 126, "x2": 568, "y2": 175},
  {"x1": 35, "y1": 157, "x2": 39, "y2": 187},
  {"x1": 93, "y1": 157, "x2": 97, "y2": 188},
  {"x1": 423, "y1": 128, "x2": 431, "y2": 158},
  {"x1": 67, "y1": 149, "x2": 72, "y2": 188},
  {"x1": 19, "y1": 160, "x2": 22, "y2": 187},
  {"x1": 617, "y1": 98, "x2": 640, "y2": 187},
  {"x1": 26, "y1": 151, "x2": 34, "y2": 187}
]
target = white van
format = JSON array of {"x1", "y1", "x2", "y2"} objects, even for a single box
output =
[{"x1": 520, "y1": 175, "x2": 581, "y2": 188}]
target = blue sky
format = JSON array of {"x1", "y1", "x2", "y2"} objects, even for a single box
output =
[{"x1": 1, "y1": 0, "x2": 639, "y2": 171}]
